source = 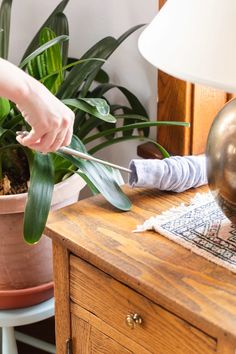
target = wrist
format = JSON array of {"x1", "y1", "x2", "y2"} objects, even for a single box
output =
[
  {"x1": 0, "y1": 59, "x2": 32, "y2": 105},
  {"x1": 12, "y1": 72, "x2": 35, "y2": 106}
]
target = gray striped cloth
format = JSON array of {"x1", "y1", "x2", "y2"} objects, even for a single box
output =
[{"x1": 128, "y1": 154, "x2": 207, "y2": 192}]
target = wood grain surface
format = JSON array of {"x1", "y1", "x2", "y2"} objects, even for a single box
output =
[
  {"x1": 70, "y1": 302, "x2": 151, "y2": 354},
  {"x1": 45, "y1": 185, "x2": 236, "y2": 342},
  {"x1": 70, "y1": 255, "x2": 216, "y2": 354},
  {"x1": 52, "y1": 241, "x2": 71, "y2": 354},
  {"x1": 71, "y1": 315, "x2": 132, "y2": 354}
]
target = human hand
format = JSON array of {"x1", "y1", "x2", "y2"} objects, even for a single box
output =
[{"x1": 15, "y1": 76, "x2": 74, "y2": 153}]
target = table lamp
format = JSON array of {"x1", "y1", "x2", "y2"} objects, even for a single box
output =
[{"x1": 138, "y1": 0, "x2": 236, "y2": 223}]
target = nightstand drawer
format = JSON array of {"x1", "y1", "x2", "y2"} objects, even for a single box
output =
[{"x1": 70, "y1": 255, "x2": 216, "y2": 354}]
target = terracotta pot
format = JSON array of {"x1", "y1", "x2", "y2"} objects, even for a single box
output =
[{"x1": 0, "y1": 174, "x2": 86, "y2": 309}]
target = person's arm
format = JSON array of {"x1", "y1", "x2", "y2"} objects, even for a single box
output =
[{"x1": 0, "y1": 58, "x2": 74, "y2": 152}]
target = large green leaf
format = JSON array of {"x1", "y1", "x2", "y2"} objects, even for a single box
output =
[
  {"x1": 79, "y1": 98, "x2": 110, "y2": 116},
  {"x1": 27, "y1": 38, "x2": 48, "y2": 80},
  {"x1": 94, "y1": 68, "x2": 109, "y2": 84},
  {"x1": 40, "y1": 58, "x2": 105, "y2": 84},
  {"x1": 0, "y1": 0, "x2": 12, "y2": 59},
  {"x1": 68, "y1": 96, "x2": 111, "y2": 134},
  {"x1": 88, "y1": 135, "x2": 170, "y2": 158},
  {"x1": 50, "y1": 153, "x2": 74, "y2": 183},
  {"x1": 0, "y1": 126, "x2": 8, "y2": 141},
  {"x1": 76, "y1": 116, "x2": 103, "y2": 140},
  {"x1": 49, "y1": 12, "x2": 69, "y2": 66},
  {"x1": 74, "y1": 170, "x2": 99, "y2": 195},
  {"x1": 0, "y1": 97, "x2": 10, "y2": 122},
  {"x1": 114, "y1": 113, "x2": 149, "y2": 122},
  {"x1": 3, "y1": 112, "x2": 23, "y2": 129},
  {"x1": 0, "y1": 127, "x2": 16, "y2": 143},
  {"x1": 20, "y1": 35, "x2": 69, "y2": 69},
  {"x1": 117, "y1": 24, "x2": 145, "y2": 45},
  {"x1": 57, "y1": 136, "x2": 131, "y2": 211},
  {"x1": 117, "y1": 86, "x2": 148, "y2": 117},
  {"x1": 57, "y1": 36, "x2": 117, "y2": 98},
  {"x1": 38, "y1": 27, "x2": 63, "y2": 94},
  {"x1": 63, "y1": 98, "x2": 116, "y2": 123},
  {"x1": 23, "y1": 152, "x2": 54, "y2": 244},
  {"x1": 75, "y1": 162, "x2": 131, "y2": 212},
  {"x1": 69, "y1": 134, "x2": 87, "y2": 153},
  {"x1": 84, "y1": 121, "x2": 189, "y2": 145},
  {"x1": 58, "y1": 25, "x2": 145, "y2": 99},
  {"x1": 21, "y1": 0, "x2": 70, "y2": 60},
  {"x1": 79, "y1": 24, "x2": 145, "y2": 99},
  {"x1": 76, "y1": 107, "x2": 147, "y2": 141},
  {"x1": 91, "y1": 83, "x2": 149, "y2": 136}
]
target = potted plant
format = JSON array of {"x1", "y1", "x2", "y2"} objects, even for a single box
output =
[{"x1": 0, "y1": 0, "x2": 188, "y2": 308}]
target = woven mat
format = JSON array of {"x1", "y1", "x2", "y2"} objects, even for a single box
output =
[{"x1": 134, "y1": 192, "x2": 236, "y2": 273}]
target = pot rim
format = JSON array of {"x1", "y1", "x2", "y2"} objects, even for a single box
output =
[
  {"x1": 0, "y1": 281, "x2": 54, "y2": 296},
  {"x1": 0, "y1": 173, "x2": 85, "y2": 214},
  {"x1": 0, "y1": 172, "x2": 79, "y2": 200}
]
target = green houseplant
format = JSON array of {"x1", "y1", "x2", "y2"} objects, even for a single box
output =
[
  {"x1": 0, "y1": 0, "x2": 188, "y2": 243},
  {"x1": 0, "y1": 0, "x2": 188, "y2": 308}
]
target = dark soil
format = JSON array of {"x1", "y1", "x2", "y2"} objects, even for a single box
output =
[
  {"x1": 0, "y1": 153, "x2": 29, "y2": 195},
  {"x1": 0, "y1": 174, "x2": 28, "y2": 195}
]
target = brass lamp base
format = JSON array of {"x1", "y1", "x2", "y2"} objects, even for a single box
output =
[{"x1": 207, "y1": 97, "x2": 236, "y2": 224}]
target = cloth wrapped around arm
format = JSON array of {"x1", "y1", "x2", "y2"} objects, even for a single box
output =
[{"x1": 128, "y1": 154, "x2": 207, "y2": 192}]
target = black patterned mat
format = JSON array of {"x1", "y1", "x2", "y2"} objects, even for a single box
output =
[{"x1": 134, "y1": 193, "x2": 236, "y2": 272}]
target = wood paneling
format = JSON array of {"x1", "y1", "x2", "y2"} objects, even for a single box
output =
[
  {"x1": 52, "y1": 241, "x2": 71, "y2": 354},
  {"x1": 71, "y1": 315, "x2": 132, "y2": 354},
  {"x1": 46, "y1": 185, "x2": 236, "y2": 340},
  {"x1": 71, "y1": 315, "x2": 90, "y2": 354},
  {"x1": 157, "y1": 74, "x2": 227, "y2": 155},
  {"x1": 191, "y1": 85, "x2": 226, "y2": 154},
  {"x1": 71, "y1": 303, "x2": 151, "y2": 354},
  {"x1": 157, "y1": 72, "x2": 192, "y2": 155},
  {"x1": 70, "y1": 256, "x2": 216, "y2": 354},
  {"x1": 46, "y1": 185, "x2": 236, "y2": 353}
]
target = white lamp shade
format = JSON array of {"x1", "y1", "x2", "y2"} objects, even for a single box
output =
[{"x1": 138, "y1": 0, "x2": 236, "y2": 93}]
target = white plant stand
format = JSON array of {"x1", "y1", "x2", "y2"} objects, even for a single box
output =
[{"x1": 0, "y1": 297, "x2": 55, "y2": 354}]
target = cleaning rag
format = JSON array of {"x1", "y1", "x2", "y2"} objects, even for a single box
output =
[{"x1": 128, "y1": 154, "x2": 207, "y2": 192}]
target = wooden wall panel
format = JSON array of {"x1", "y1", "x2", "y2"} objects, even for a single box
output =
[
  {"x1": 157, "y1": 76, "x2": 227, "y2": 156},
  {"x1": 191, "y1": 86, "x2": 227, "y2": 155},
  {"x1": 159, "y1": 0, "x2": 166, "y2": 7},
  {"x1": 157, "y1": 71, "x2": 192, "y2": 155}
]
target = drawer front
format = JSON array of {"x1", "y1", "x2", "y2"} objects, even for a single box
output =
[
  {"x1": 71, "y1": 314, "x2": 133, "y2": 354},
  {"x1": 70, "y1": 255, "x2": 216, "y2": 354}
]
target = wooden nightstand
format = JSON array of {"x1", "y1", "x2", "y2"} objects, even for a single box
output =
[{"x1": 45, "y1": 186, "x2": 236, "y2": 354}]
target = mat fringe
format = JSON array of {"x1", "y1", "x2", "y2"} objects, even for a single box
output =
[
  {"x1": 133, "y1": 192, "x2": 236, "y2": 273},
  {"x1": 133, "y1": 192, "x2": 216, "y2": 233}
]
